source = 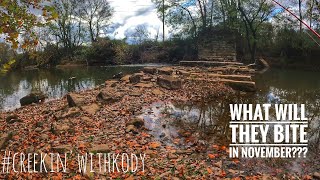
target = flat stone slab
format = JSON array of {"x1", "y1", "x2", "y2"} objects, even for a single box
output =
[{"x1": 157, "y1": 76, "x2": 182, "y2": 90}]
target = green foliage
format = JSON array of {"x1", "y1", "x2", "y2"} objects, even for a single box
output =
[{"x1": 84, "y1": 38, "x2": 117, "y2": 65}]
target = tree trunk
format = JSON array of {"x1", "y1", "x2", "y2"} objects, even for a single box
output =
[{"x1": 89, "y1": 21, "x2": 96, "y2": 42}]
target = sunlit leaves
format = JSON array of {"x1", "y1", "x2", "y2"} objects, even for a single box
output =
[
  {"x1": 0, "y1": 0, "x2": 57, "y2": 49},
  {"x1": 0, "y1": 58, "x2": 16, "y2": 74}
]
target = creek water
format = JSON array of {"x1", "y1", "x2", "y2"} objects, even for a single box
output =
[
  {"x1": 139, "y1": 68, "x2": 320, "y2": 176},
  {"x1": 0, "y1": 65, "x2": 151, "y2": 110},
  {"x1": 0, "y1": 66, "x2": 319, "y2": 175}
]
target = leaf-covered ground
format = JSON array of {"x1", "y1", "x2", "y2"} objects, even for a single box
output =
[{"x1": 0, "y1": 66, "x2": 319, "y2": 179}]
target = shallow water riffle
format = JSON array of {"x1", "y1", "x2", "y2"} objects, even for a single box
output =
[{"x1": 139, "y1": 97, "x2": 320, "y2": 176}]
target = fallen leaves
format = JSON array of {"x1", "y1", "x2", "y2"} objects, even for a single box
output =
[
  {"x1": 149, "y1": 141, "x2": 161, "y2": 149},
  {"x1": 208, "y1": 153, "x2": 218, "y2": 159},
  {"x1": 207, "y1": 167, "x2": 213, "y2": 174}
]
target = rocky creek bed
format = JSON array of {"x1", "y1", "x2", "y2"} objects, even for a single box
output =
[{"x1": 0, "y1": 66, "x2": 319, "y2": 179}]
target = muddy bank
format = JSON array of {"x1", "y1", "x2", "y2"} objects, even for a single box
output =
[{"x1": 0, "y1": 66, "x2": 318, "y2": 179}]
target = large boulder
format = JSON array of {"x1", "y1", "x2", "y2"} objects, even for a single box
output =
[
  {"x1": 66, "y1": 93, "x2": 86, "y2": 107},
  {"x1": 20, "y1": 92, "x2": 46, "y2": 106},
  {"x1": 157, "y1": 76, "x2": 183, "y2": 90},
  {"x1": 129, "y1": 73, "x2": 144, "y2": 84}
]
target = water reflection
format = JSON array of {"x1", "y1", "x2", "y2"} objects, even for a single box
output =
[
  {"x1": 0, "y1": 66, "x2": 142, "y2": 111},
  {"x1": 141, "y1": 68, "x2": 320, "y2": 175}
]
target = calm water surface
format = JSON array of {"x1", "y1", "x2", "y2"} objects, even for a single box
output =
[{"x1": 0, "y1": 65, "x2": 146, "y2": 110}]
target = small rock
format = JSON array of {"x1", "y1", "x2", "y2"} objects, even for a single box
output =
[
  {"x1": 125, "y1": 175, "x2": 134, "y2": 180},
  {"x1": 159, "y1": 171, "x2": 171, "y2": 178},
  {"x1": 36, "y1": 122, "x2": 44, "y2": 127},
  {"x1": 67, "y1": 93, "x2": 86, "y2": 107},
  {"x1": 81, "y1": 116, "x2": 92, "y2": 122},
  {"x1": 129, "y1": 73, "x2": 144, "y2": 84},
  {"x1": 26, "y1": 146, "x2": 35, "y2": 153},
  {"x1": 168, "y1": 153, "x2": 178, "y2": 159},
  {"x1": 126, "y1": 125, "x2": 137, "y2": 133},
  {"x1": 142, "y1": 76, "x2": 153, "y2": 81},
  {"x1": 159, "y1": 133, "x2": 165, "y2": 138},
  {"x1": 176, "y1": 149, "x2": 192, "y2": 155},
  {"x1": 5, "y1": 114, "x2": 22, "y2": 124},
  {"x1": 214, "y1": 161, "x2": 222, "y2": 168},
  {"x1": 82, "y1": 103, "x2": 100, "y2": 115},
  {"x1": 158, "y1": 67, "x2": 174, "y2": 75},
  {"x1": 126, "y1": 118, "x2": 144, "y2": 128},
  {"x1": 105, "y1": 80, "x2": 118, "y2": 87},
  {"x1": 0, "y1": 133, "x2": 13, "y2": 149},
  {"x1": 61, "y1": 107, "x2": 81, "y2": 119},
  {"x1": 112, "y1": 72, "x2": 123, "y2": 79},
  {"x1": 20, "y1": 92, "x2": 46, "y2": 106},
  {"x1": 143, "y1": 67, "x2": 157, "y2": 74},
  {"x1": 177, "y1": 70, "x2": 190, "y2": 76},
  {"x1": 313, "y1": 172, "x2": 320, "y2": 179},
  {"x1": 56, "y1": 124, "x2": 70, "y2": 132},
  {"x1": 152, "y1": 88, "x2": 163, "y2": 95},
  {"x1": 52, "y1": 145, "x2": 72, "y2": 153},
  {"x1": 96, "y1": 91, "x2": 123, "y2": 104},
  {"x1": 35, "y1": 127, "x2": 42, "y2": 133},
  {"x1": 134, "y1": 83, "x2": 153, "y2": 88},
  {"x1": 38, "y1": 150, "x2": 52, "y2": 172},
  {"x1": 40, "y1": 134, "x2": 49, "y2": 140},
  {"x1": 121, "y1": 75, "x2": 131, "y2": 82},
  {"x1": 129, "y1": 91, "x2": 142, "y2": 97},
  {"x1": 90, "y1": 144, "x2": 110, "y2": 153}
]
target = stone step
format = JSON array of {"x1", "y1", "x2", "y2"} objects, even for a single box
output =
[{"x1": 180, "y1": 61, "x2": 243, "y2": 67}]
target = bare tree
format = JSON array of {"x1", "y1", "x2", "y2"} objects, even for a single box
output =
[
  {"x1": 131, "y1": 25, "x2": 151, "y2": 44},
  {"x1": 49, "y1": 0, "x2": 84, "y2": 54},
  {"x1": 77, "y1": 0, "x2": 113, "y2": 42}
]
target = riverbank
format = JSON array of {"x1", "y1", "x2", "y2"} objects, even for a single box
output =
[{"x1": 0, "y1": 66, "x2": 319, "y2": 179}]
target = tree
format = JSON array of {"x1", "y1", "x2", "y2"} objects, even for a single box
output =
[
  {"x1": 238, "y1": 0, "x2": 275, "y2": 63},
  {"x1": 0, "y1": 0, "x2": 57, "y2": 49},
  {"x1": 49, "y1": 0, "x2": 84, "y2": 54},
  {"x1": 130, "y1": 25, "x2": 151, "y2": 45},
  {"x1": 153, "y1": 0, "x2": 213, "y2": 38},
  {"x1": 0, "y1": 0, "x2": 56, "y2": 72},
  {"x1": 77, "y1": 0, "x2": 113, "y2": 43}
]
